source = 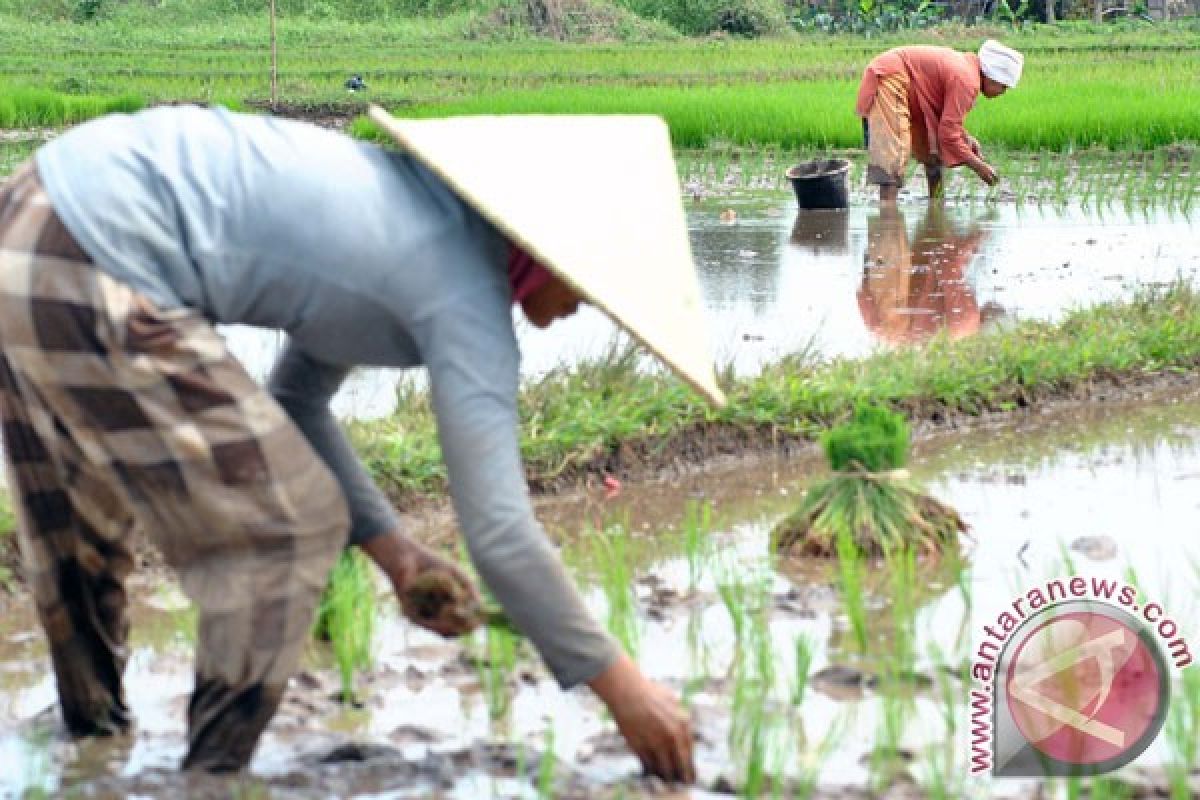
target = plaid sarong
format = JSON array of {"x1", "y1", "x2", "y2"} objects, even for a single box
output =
[{"x1": 0, "y1": 161, "x2": 349, "y2": 772}]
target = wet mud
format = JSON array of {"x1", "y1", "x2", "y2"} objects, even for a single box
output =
[{"x1": 5, "y1": 390, "x2": 1200, "y2": 798}]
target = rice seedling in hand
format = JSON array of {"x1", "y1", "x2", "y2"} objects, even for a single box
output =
[{"x1": 772, "y1": 404, "x2": 966, "y2": 558}]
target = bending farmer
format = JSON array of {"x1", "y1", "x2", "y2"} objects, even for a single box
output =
[
  {"x1": 0, "y1": 104, "x2": 725, "y2": 781},
  {"x1": 856, "y1": 39, "x2": 1024, "y2": 206}
]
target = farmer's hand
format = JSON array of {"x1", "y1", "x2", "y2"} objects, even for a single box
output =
[
  {"x1": 589, "y1": 653, "x2": 696, "y2": 784},
  {"x1": 361, "y1": 530, "x2": 483, "y2": 637},
  {"x1": 967, "y1": 135, "x2": 983, "y2": 158},
  {"x1": 973, "y1": 159, "x2": 998, "y2": 186}
]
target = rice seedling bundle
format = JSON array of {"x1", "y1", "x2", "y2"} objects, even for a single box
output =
[{"x1": 772, "y1": 405, "x2": 966, "y2": 558}]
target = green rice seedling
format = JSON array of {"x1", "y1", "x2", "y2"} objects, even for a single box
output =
[
  {"x1": 823, "y1": 404, "x2": 909, "y2": 473},
  {"x1": 773, "y1": 405, "x2": 966, "y2": 558},
  {"x1": 315, "y1": 548, "x2": 376, "y2": 704},
  {"x1": 1057, "y1": 540, "x2": 1078, "y2": 580},
  {"x1": 919, "y1": 737, "x2": 952, "y2": 800},
  {"x1": 869, "y1": 689, "x2": 914, "y2": 794},
  {"x1": 835, "y1": 529, "x2": 869, "y2": 653},
  {"x1": 793, "y1": 711, "x2": 851, "y2": 800},
  {"x1": 686, "y1": 609, "x2": 712, "y2": 680},
  {"x1": 592, "y1": 522, "x2": 640, "y2": 657},
  {"x1": 536, "y1": 727, "x2": 556, "y2": 800},
  {"x1": 739, "y1": 711, "x2": 768, "y2": 799},
  {"x1": 717, "y1": 567, "x2": 750, "y2": 643},
  {"x1": 230, "y1": 782, "x2": 271, "y2": 800},
  {"x1": 927, "y1": 642, "x2": 961, "y2": 739},
  {"x1": 728, "y1": 574, "x2": 776, "y2": 795},
  {"x1": 478, "y1": 622, "x2": 521, "y2": 722},
  {"x1": 1165, "y1": 667, "x2": 1200, "y2": 800},
  {"x1": 681, "y1": 500, "x2": 712, "y2": 590},
  {"x1": 791, "y1": 633, "x2": 814, "y2": 706},
  {"x1": 1081, "y1": 776, "x2": 1133, "y2": 800},
  {"x1": 885, "y1": 544, "x2": 919, "y2": 673},
  {"x1": 0, "y1": 491, "x2": 14, "y2": 589},
  {"x1": 514, "y1": 739, "x2": 528, "y2": 784}
]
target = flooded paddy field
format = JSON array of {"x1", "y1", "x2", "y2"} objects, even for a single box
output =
[
  {"x1": 3, "y1": 387, "x2": 1199, "y2": 798},
  {"x1": 1, "y1": 145, "x2": 1198, "y2": 798}
]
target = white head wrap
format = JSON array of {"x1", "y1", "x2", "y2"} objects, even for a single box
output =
[{"x1": 978, "y1": 39, "x2": 1024, "y2": 88}]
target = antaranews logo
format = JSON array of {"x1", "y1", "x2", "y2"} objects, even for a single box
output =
[{"x1": 967, "y1": 576, "x2": 1192, "y2": 778}]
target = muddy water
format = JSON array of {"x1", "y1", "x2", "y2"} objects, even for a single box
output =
[
  {"x1": 217, "y1": 198, "x2": 1198, "y2": 420},
  {"x1": 3, "y1": 390, "x2": 1199, "y2": 798}
]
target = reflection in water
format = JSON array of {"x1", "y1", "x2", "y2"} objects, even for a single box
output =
[
  {"x1": 691, "y1": 209, "x2": 784, "y2": 318},
  {"x1": 857, "y1": 206, "x2": 1000, "y2": 345},
  {"x1": 790, "y1": 209, "x2": 850, "y2": 256}
]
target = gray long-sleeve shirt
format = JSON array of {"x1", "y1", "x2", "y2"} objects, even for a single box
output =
[{"x1": 34, "y1": 105, "x2": 618, "y2": 688}]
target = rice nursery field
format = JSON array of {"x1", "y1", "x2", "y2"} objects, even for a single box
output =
[
  {"x1": 2, "y1": 15, "x2": 1199, "y2": 150},
  {"x1": 2, "y1": 7, "x2": 1200, "y2": 800}
]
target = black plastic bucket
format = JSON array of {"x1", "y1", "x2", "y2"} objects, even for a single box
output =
[{"x1": 786, "y1": 158, "x2": 851, "y2": 210}]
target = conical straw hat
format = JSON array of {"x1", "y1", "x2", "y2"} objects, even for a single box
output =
[{"x1": 367, "y1": 105, "x2": 726, "y2": 407}]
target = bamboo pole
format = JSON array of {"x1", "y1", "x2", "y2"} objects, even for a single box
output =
[{"x1": 269, "y1": 0, "x2": 278, "y2": 109}]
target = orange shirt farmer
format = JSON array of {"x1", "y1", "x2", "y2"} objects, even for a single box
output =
[{"x1": 856, "y1": 40, "x2": 1023, "y2": 206}]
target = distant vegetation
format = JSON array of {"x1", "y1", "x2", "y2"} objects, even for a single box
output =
[{"x1": 3, "y1": 0, "x2": 1195, "y2": 36}]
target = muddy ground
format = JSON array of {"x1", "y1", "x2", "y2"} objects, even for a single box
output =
[{"x1": 4, "y1": 378, "x2": 1200, "y2": 798}]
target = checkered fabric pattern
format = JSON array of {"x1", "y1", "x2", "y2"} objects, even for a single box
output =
[{"x1": 0, "y1": 161, "x2": 350, "y2": 772}]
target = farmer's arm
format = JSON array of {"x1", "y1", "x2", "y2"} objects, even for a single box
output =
[
  {"x1": 416, "y1": 291, "x2": 620, "y2": 686},
  {"x1": 267, "y1": 342, "x2": 401, "y2": 546},
  {"x1": 938, "y1": 80, "x2": 996, "y2": 185},
  {"x1": 269, "y1": 342, "x2": 480, "y2": 634},
  {"x1": 418, "y1": 291, "x2": 694, "y2": 781}
]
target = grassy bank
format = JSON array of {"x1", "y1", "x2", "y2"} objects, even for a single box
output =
[{"x1": 353, "y1": 283, "x2": 1200, "y2": 503}]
